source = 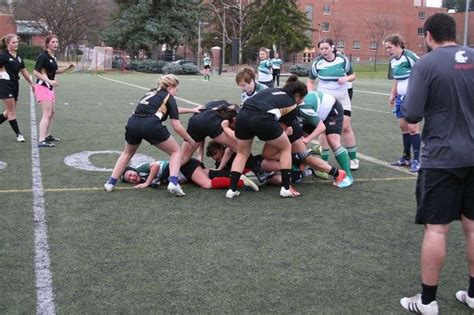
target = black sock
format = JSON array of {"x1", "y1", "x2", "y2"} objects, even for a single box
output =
[
  {"x1": 280, "y1": 169, "x2": 291, "y2": 189},
  {"x1": 328, "y1": 167, "x2": 339, "y2": 177},
  {"x1": 290, "y1": 170, "x2": 303, "y2": 182},
  {"x1": 208, "y1": 169, "x2": 231, "y2": 178},
  {"x1": 8, "y1": 119, "x2": 20, "y2": 134},
  {"x1": 421, "y1": 283, "x2": 438, "y2": 304},
  {"x1": 0, "y1": 113, "x2": 6, "y2": 124},
  {"x1": 229, "y1": 171, "x2": 241, "y2": 191},
  {"x1": 468, "y1": 276, "x2": 474, "y2": 298}
]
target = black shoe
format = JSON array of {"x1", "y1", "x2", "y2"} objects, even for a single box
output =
[
  {"x1": 256, "y1": 171, "x2": 275, "y2": 184},
  {"x1": 38, "y1": 140, "x2": 55, "y2": 147},
  {"x1": 45, "y1": 135, "x2": 61, "y2": 142}
]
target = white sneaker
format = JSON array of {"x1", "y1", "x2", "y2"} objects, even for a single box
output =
[
  {"x1": 104, "y1": 183, "x2": 115, "y2": 192},
  {"x1": 280, "y1": 186, "x2": 301, "y2": 198},
  {"x1": 225, "y1": 189, "x2": 240, "y2": 199},
  {"x1": 350, "y1": 159, "x2": 360, "y2": 170},
  {"x1": 167, "y1": 182, "x2": 185, "y2": 196},
  {"x1": 16, "y1": 134, "x2": 25, "y2": 142},
  {"x1": 240, "y1": 175, "x2": 259, "y2": 192},
  {"x1": 400, "y1": 294, "x2": 439, "y2": 314},
  {"x1": 455, "y1": 290, "x2": 474, "y2": 309}
]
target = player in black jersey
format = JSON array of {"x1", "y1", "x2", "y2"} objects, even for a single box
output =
[
  {"x1": 104, "y1": 74, "x2": 200, "y2": 197},
  {"x1": 33, "y1": 35, "x2": 74, "y2": 147},
  {"x1": 0, "y1": 34, "x2": 35, "y2": 142},
  {"x1": 225, "y1": 75, "x2": 308, "y2": 199}
]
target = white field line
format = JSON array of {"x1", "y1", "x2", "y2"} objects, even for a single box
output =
[
  {"x1": 97, "y1": 75, "x2": 202, "y2": 106},
  {"x1": 352, "y1": 105, "x2": 392, "y2": 115},
  {"x1": 97, "y1": 75, "x2": 415, "y2": 177},
  {"x1": 29, "y1": 85, "x2": 56, "y2": 313}
]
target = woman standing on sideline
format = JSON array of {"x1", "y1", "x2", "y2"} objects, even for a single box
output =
[
  {"x1": 202, "y1": 53, "x2": 211, "y2": 81},
  {"x1": 33, "y1": 34, "x2": 74, "y2": 147},
  {"x1": 257, "y1": 47, "x2": 273, "y2": 88},
  {"x1": 271, "y1": 52, "x2": 283, "y2": 87},
  {"x1": 307, "y1": 38, "x2": 358, "y2": 170},
  {"x1": 384, "y1": 34, "x2": 421, "y2": 172},
  {"x1": 0, "y1": 34, "x2": 35, "y2": 142},
  {"x1": 104, "y1": 74, "x2": 198, "y2": 197}
]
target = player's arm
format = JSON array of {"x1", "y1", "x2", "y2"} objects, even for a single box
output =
[
  {"x1": 57, "y1": 63, "x2": 75, "y2": 74},
  {"x1": 303, "y1": 120, "x2": 325, "y2": 144},
  {"x1": 134, "y1": 162, "x2": 160, "y2": 189},
  {"x1": 170, "y1": 118, "x2": 195, "y2": 144},
  {"x1": 402, "y1": 66, "x2": 427, "y2": 124},
  {"x1": 178, "y1": 105, "x2": 204, "y2": 114},
  {"x1": 220, "y1": 120, "x2": 236, "y2": 140},
  {"x1": 20, "y1": 68, "x2": 35, "y2": 88},
  {"x1": 389, "y1": 80, "x2": 397, "y2": 107},
  {"x1": 217, "y1": 147, "x2": 233, "y2": 171}
]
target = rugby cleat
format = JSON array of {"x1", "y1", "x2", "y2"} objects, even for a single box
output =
[
  {"x1": 225, "y1": 189, "x2": 240, "y2": 199},
  {"x1": 280, "y1": 186, "x2": 301, "y2": 198},
  {"x1": 45, "y1": 135, "x2": 61, "y2": 142},
  {"x1": 455, "y1": 290, "x2": 474, "y2": 309},
  {"x1": 410, "y1": 160, "x2": 421, "y2": 173},
  {"x1": 38, "y1": 140, "x2": 55, "y2": 147},
  {"x1": 400, "y1": 294, "x2": 439, "y2": 314},
  {"x1": 314, "y1": 170, "x2": 329, "y2": 180},
  {"x1": 336, "y1": 175, "x2": 353, "y2": 188},
  {"x1": 350, "y1": 159, "x2": 360, "y2": 170},
  {"x1": 104, "y1": 182, "x2": 115, "y2": 192},
  {"x1": 256, "y1": 171, "x2": 275, "y2": 184},
  {"x1": 167, "y1": 182, "x2": 185, "y2": 197},
  {"x1": 240, "y1": 175, "x2": 259, "y2": 192},
  {"x1": 16, "y1": 134, "x2": 25, "y2": 142},
  {"x1": 333, "y1": 170, "x2": 347, "y2": 186},
  {"x1": 391, "y1": 157, "x2": 411, "y2": 167}
]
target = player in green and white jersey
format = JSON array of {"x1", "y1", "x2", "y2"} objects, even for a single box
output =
[
  {"x1": 257, "y1": 47, "x2": 273, "y2": 87},
  {"x1": 384, "y1": 34, "x2": 421, "y2": 172},
  {"x1": 202, "y1": 53, "x2": 211, "y2": 81},
  {"x1": 307, "y1": 38, "x2": 359, "y2": 171},
  {"x1": 271, "y1": 52, "x2": 283, "y2": 87},
  {"x1": 298, "y1": 90, "x2": 353, "y2": 188},
  {"x1": 235, "y1": 66, "x2": 268, "y2": 105}
]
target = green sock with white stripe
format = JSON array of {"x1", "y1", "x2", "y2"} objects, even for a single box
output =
[
  {"x1": 321, "y1": 149, "x2": 330, "y2": 161},
  {"x1": 334, "y1": 146, "x2": 352, "y2": 178},
  {"x1": 347, "y1": 146, "x2": 357, "y2": 160}
]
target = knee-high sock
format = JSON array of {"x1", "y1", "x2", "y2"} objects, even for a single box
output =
[
  {"x1": 334, "y1": 146, "x2": 352, "y2": 178},
  {"x1": 402, "y1": 133, "x2": 411, "y2": 159},
  {"x1": 347, "y1": 146, "x2": 357, "y2": 160},
  {"x1": 411, "y1": 133, "x2": 421, "y2": 161},
  {"x1": 8, "y1": 119, "x2": 20, "y2": 135}
]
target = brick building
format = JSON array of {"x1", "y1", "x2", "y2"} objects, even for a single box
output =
[
  {"x1": 297, "y1": 0, "x2": 446, "y2": 63},
  {"x1": 0, "y1": 0, "x2": 15, "y2": 38}
]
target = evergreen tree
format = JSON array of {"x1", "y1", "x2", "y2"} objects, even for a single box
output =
[
  {"x1": 442, "y1": 0, "x2": 474, "y2": 11},
  {"x1": 242, "y1": 0, "x2": 313, "y2": 61},
  {"x1": 103, "y1": 0, "x2": 200, "y2": 52}
]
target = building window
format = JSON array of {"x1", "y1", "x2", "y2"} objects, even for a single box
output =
[
  {"x1": 337, "y1": 40, "x2": 345, "y2": 48},
  {"x1": 418, "y1": 11, "x2": 426, "y2": 19},
  {"x1": 353, "y1": 40, "x2": 361, "y2": 49},
  {"x1": 303, "y1": 52, "x2": 313, "y2": 63},
  {"x1": 417, "y1": 27, "x2": 424, "y2": 37},
  {"x1": 323, "y1": 4, "x2": 331, "y2": 15},
  {"x1": 321, "y1": 22, "x2": 330, "y2": 32},
  {"x1": 370, "y1": 41, "x2": 378, "y2": 50}
]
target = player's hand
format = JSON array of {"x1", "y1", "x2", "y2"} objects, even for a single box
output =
[
  {"x1": 285, "y1": 126, "x2": 293, "y2": 136},
  {"x1": 134, "y1": 183, "x2": 149, "y2": 189},
  {"x1": 388, "y1": 95, "x2": 396, "y2": 108},
  {"x1": 337, "y1": 77, "x2": 347, "y2": 85},
  {"x1": 221, "y1": 120, "x2": 230, "y2": 129},
  {"x1": 302, "y1": 137, "x2": 310, "y2": 144},
  {"x1": 49, "y1": 80, "x2": 58, "y2": 87},
  {"x1": 193, "y1": 105, "x2": 205, "y2": 113}
]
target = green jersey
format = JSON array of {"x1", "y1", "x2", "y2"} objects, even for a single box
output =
[
  {"x1": 298, "y1": 91, "x2": 336, "y2": 126},
  {"x1": 308, "y1": 53, "x2": 353, "y2": 90},
  {"x1": 271, "y1": 58, "x2": 283, "y2": 69},
  {"x1": 203, "y1": 57, "x2": 211, "y2": 66},
  {"x1": 240, "y1": 81, "x2": 267, "y2": 105},
  {"x1": 258, "y1": 59, "x2": 273, "y2": 82},
  {"x1": 389, "y1": 49, "x2": 419, "y2": 95}
]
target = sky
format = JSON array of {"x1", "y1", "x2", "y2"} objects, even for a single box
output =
[{"x1": 426, "y1": 0, "x2": 442, "y2": 7}]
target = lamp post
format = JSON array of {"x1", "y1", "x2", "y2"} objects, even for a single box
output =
[
  {"x1": 463, "y1": 0, "x2": 470, "y2": 46},
  {"x1": 197, "y1": 20, "x2": 209, "y2": 69},
  {"x1": 222, "y1": 5, "x2": 229, "y2": 67}
]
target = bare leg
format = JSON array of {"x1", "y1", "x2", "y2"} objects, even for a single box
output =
[
  {"x1": 110, "y1": 143, "x2": 139, "y2": 180},
  {"x1": 462, "y1": 215, "x2": 474, "y2": 276},
  {"x1": 421, "y1": 224, "x2": 450, "y2": 285},
  {"x1": 39, "y1": 101, "x2": 54, "y2": 141},
  {"x1": 156, "y1": 136, "x2": 181, "y2": 177}
]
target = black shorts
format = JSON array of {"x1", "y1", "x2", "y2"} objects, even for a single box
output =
[
  {"x1": 343, "y1": 110, "x2": 351, "y2": 117},
  {"x1": 180, "y1": 158, "x2": 204, "y2": 181},
  {"x1": 303, "y1": 100, "x2": 343, "y2": 136},
  {"x1": 235, "y1": 108, "x2": 283, "y2": 141},
  {"x1": 259, "y1": 80, "x2": 274, "y2": 88},
  {"x1": 0, "y1": 80, "x2": 19, "y2": 100},
  {"x1": 415, "y1": 167, "x2": 474, "y2": 224},
  {"x1": 287, "y1": 119, "x2": 303, "y2": 143},
  {"x1": 125, "y1": 115, "x2": 170, "y2": 145},
  {"x1": 186, "y1": 111, "x2": 223, "y2": 142},
  {"x1": 203, "y1": 65, "x2": 210, "y2": 70},
  {"x1": 272, "y1": 69, "x2": 281, "y2": 76}
]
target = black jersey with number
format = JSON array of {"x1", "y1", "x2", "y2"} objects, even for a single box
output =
[
  {"x1": 0, "y1": 50, "x2": 25, "y2": 81},
  {"x1": 241, "y1": 88, "x2": 298, "y2": 125},
  {"x1": 34, "y1": 50, "x2": 58, "y2": 89},
  {"x1": 134, "y1": 89, "x2": 179, "y2": 121}
]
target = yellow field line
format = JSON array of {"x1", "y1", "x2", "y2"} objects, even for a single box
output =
[{"x1": 0, "y1": 176, "x2": 415, "y2": 194}]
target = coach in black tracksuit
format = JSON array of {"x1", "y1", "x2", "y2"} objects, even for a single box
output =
[{"x1": 225, "y1": 75, "x2": 308, "y2": 199}]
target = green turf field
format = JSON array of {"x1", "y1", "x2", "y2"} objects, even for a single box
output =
[{"x1": 0, "y1": 71, "x2": 470, "y2": 313}]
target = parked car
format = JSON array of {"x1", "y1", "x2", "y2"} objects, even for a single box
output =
[{"x1": 172, "y1": 59, "x2": 197, "y2": 66}]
